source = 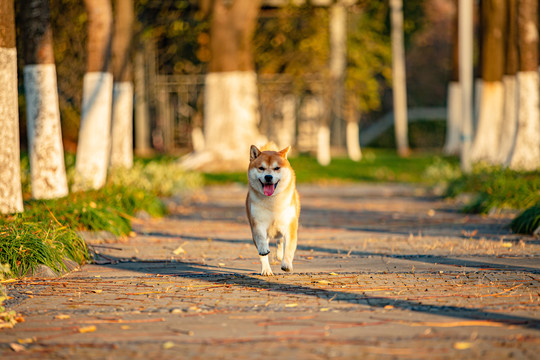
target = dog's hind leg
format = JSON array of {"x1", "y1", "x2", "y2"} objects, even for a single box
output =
[
  {"x1": 276, "y1": 235, "x2": 284, "y2": 262},
  {"x1": 281, "y1": 220, "x2": 298, "y2": 272}
]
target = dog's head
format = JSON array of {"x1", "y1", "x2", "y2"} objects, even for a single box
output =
[{"x1": 248, "y1": 145, "x2": 294, "y2": 197}]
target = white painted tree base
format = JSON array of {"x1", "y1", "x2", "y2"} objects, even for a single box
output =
[
  {"x1": 443, "y1": 81, "x2": 461, "y2": 155},
  {"x1": 180, "y1": 71, "x2": 266, "y2": 172},
  {"x1": 470, "y1": 81, "x2": 503, "y2": 164},
  {"x1": 0, "y1": 47, "x2": 23, "y2": 213},
  {"x1": 110, "y1": 81, "x2": 134, "y2": 169},
  {"x1": 75, "y1": 72, "x2": 113, "y2": 190},
  {"x1": 497, "y1": 75, "x2": 518, "y2": 164},
  {"x1": 317, "y1": 125, "x2": 331, "y2": 166},
  {"x1": 24, "y1": 64, "x2": 69, "y2": 199},
  {"x1": 346, "y1": 121, "x2": 362, "y2": 161},
  {"x1": 507, "y1": 71, "x2": 540, "y2": 171}
]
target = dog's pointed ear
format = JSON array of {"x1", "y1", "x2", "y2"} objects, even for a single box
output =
[
  {"x1": 279, "y1": 146, "x2": 291, "y2": 159},
  {"x1": 250, "y1": 145, "x2": 261, "y2": 161}
]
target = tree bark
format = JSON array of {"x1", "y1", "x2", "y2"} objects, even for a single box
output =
[
  {"x1": 0, "y1": 0, "x2": 24, "y2": 213},
  {"x1": 390, "y1": 0, "x2": 410, "y2": 157},
  {"x1": 459, "y1": 0, "x2": 474, "y2": 173},
  {"x1": 345, "y1": 96, "x2": 361, "y2": 161},
  {"x1": 444, "y1": 0, "x2": 461, "y2": 155},
  {"x1": 134, "y1": 46, "x2": 152, "y2": 155},
  {"x1": 75, "y1": 0, "x2": 114, "y2": 190},
  {"x1": 507, "y1": 0, "x2": 540, "y2": 170},
  {"x1": 180, "y1": 0, "x2": 264, "y2": 172},
  {"x1": 471, "y1": 0, "x2": 506, "y2": 164},
  {"x1": 110, "y1": 0, "x2": 134, "y2": 169},
  {"x1": 22, "y1": 0, "x2": 69, "y2": 199},
  {"x1": 498, "y1": 0, "x2": 518, "y2": 163},
  {"x1": 329, "y1": 3, "x2": 346, "y2": 149}
]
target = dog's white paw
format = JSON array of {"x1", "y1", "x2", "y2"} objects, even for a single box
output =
[{"x1": 261, "y1": 267, "x2": 274, "y2": 276}]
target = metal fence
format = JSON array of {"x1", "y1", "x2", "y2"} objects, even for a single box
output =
[{"x1": 150, "y1": 72, "x2": 330, "y2": 154}]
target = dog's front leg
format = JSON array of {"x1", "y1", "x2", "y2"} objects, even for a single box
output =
[{"x1": 252, "y1": 228, "x2": 273, "y2": 276}]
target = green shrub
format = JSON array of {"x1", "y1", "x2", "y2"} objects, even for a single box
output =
[{"x1": 511, "y1": 204, "x2": 540, "y2": 235}]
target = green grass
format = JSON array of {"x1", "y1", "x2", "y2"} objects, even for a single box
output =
[
  {"x1": 511, "y1": 204, "x2": 540, "y2": 235},
  {"x1": 445, "y1": 166, "x2": 540, "y2": 214},
  {"x1": 0, "y1": 155, "x2": 200, "y2": 278},
  {"x1": 203, "y1": 149, "x2": 457, "y2": 185},
  {"x1": 0, "y1": 219, "x2": 88, "y2": 277}
]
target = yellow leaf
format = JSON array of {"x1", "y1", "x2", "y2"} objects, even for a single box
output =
[
  {"x1": 502, "y1": 242, "x2": 512, "y2": 248},
  {"x1": 173, "y1": 246, "x2": 186, "y2": 255},
  {"x1": 318, "y1": 280, "x2": 331, "y2": 285},
  {"x1": 78, "y1": 325, "x2": 97, "y2": 333},
  {"x1": 384, "y1": 305, "x2": 395, "y2": 310},
  {"x1": 121, "y1": 325, "x2": 130, "y2": 330},
  {"x1": 285, "y1": 303, "x2": 298, "y2": 308},
  {"x1": 329, "y1": 272, "x2": 338, "y2": 276},
  {"x1": 92, "y1": 290, "x2": 103, "y2": 294},
  {"x1": 17, "y1": 338, "x2": 34, "y2": 344},
  {"x1": 55, "y1": 314, "x2": 70, "y2": 320},
  {"x1": 453, "y1": 342, "x2": 474, "y2": 350},
  {"x1": 320, "y1": 308, "x2": 330, "y2": 312},
  {"x1": 163, "y1": 341, "x2": 175, "y2": 349}
]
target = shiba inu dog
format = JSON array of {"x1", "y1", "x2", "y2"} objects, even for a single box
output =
[{"x1": 246, "y1": 144, "x2": 300, "y2": 276}]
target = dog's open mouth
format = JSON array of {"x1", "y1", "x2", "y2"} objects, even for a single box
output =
[{"x1": 260, "y1": 180, "x2": 279, "y2": 196}]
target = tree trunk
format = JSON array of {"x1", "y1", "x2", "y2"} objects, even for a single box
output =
[
  {"x1": 444, "y1": 0, "x2": 461, "y2": 155},
  {"x1": 507, "y1": 0, "x2": 540, "y2": 170},
  {"x1": 0, "y1": 0, "x2": 23, "y2": 213},
  {"x1": 180, "y1": 0, "x2": 264, "y2": 172},
  {"x1": 75, "y1": 0, "x2": 114, "y2": 190},
  {"x1": 390, "y1": 0, "x2": 410, "y2": 157},
  {"x1": 459, "y1": 0, "x2": 474, "y2": 173},
  {"x1": 471, "y1": 0, "x2": 506, "y2": 164},
  {"x1": 497, "y1": 0, "x2": 518, "y2": 164},
  {"x1": 110, "y1": 0, "x2": 134, "y2": 169},
  {"x1": 134, "y1": 45, "x2": 151, "y2": 155},
  {"x1": 329, "y1": 3, "x2": 346, "y2": 149},
  {"x1": 22, "y1": 0, "x2": 69, "y2": 200},
  {"x1": 345, "y1": 96, "x2": 361, "y2": 161}
]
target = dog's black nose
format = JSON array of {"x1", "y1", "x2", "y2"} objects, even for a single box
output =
[{"x1": 264, "y1": 175, "x2": 273, "y2": 183}]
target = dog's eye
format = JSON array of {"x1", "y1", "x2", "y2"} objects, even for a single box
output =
[
  {"x1": 274, "y1": 167, "x2": 280, "y2": 171},
  {"x1": 258, "y1": 167, "x2": 265, "y2": 171}
]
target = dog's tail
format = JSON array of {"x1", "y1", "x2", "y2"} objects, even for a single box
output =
[{"x1": 260, "y1": 141, "x2": 279, "y2": 152}]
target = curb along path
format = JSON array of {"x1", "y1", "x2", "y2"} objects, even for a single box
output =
[{"x1": 2, "y1": 184, "x2": 539, "y2": 359}]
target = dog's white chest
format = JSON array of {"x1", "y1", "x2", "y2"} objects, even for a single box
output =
[{"x1": 250, "y1": 196, "x2": 295, "y2": 231}]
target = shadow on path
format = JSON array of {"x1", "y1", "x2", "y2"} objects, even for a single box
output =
[{"x1": 96, "y1": 256, "x2": 540, "y2": 330}]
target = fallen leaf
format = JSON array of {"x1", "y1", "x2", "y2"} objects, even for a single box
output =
[
  {"x1": 453, "y1": 342, "x2": 474, "y2": 350},
  {"x1": 218, "y1": 263, "x2": 226, "y2": 267},
  {"x1": 285, "y1": 303, "x2": 298, "y2": 308},
  {"x1": 163, "y1": 341, "x2": 175, "y2": 349},
  {"x1": 55, "y1": 314, "x2": 70, "y2": 320},
  {"x1": 78, "y1": 325, "x2": 97, "y2": 333},
  {"x1": 17, "y1": 338, "x2": 34, "y2": 344},
  {"x1": 318, "y1": 280, "x2": 331, "y2": 285},
  {"x1": 320, "y1": 308, "x2": 330, "y2": 312},
  {"x1": 121, "y1": 325, "x2": 130, "y2": 330},
  {"x1": 92, "y1": 290, "x2": 103, "y2": 294},
  {"x1": 10, "y1": 343, "x2": 25, "y2": 352},
  {"x1": 501, "y1": 242, "x2": 512, "y2": 248},
  {"x1": 384, "y1": 305, "x2": 395, "y2": 310},
  {"x1": 173, "y1": 246, "x2": 186, "y2": 255},
  {"x1": 329, "y1": 272, "x2": 338, "y2": 276}
]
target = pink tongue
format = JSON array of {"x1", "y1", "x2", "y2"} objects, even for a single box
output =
[{"x1": 263, "y1": 184, "x2": 275, "y2": 196}]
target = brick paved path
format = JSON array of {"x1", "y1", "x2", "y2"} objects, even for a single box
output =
[{"x1": 2, "y1": 184, "x2": 539, "y2": 359}]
